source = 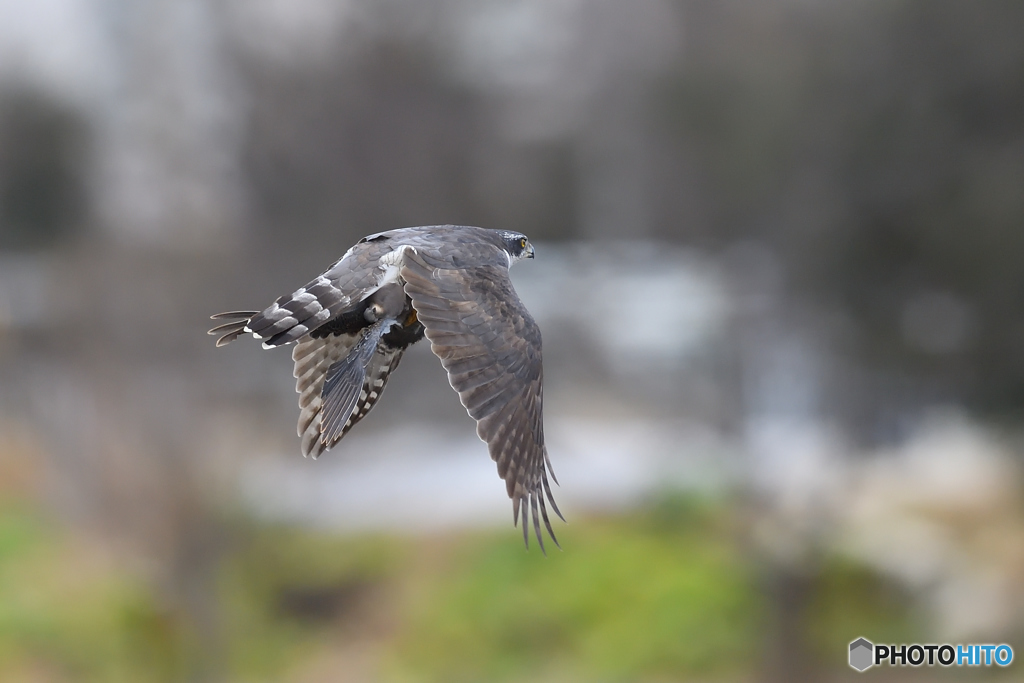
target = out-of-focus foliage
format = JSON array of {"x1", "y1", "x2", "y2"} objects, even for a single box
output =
[
  {"x1": 0, "y1": 502, "x2": 184, "y2": 683},
  {"x1": 0, "y1": 494, "x2": 925, "y2": 682},
  {"x1": 388, "y1": 496, "x2": 923, "y2": 683},
  {"x1": 220, "y1": 525, "x2": 409, "y2": 679},
  {"x1": 804, "y1": 557, "x2": 917, "y2": 668},
  {"x1": 392, "y1": 498, "x2": 760, "y2": 682}
]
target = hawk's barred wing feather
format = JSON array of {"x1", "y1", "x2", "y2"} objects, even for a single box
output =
[
  {"x1": 292, "y1": 333, "x2": 406, "y2": 459},
  {"x1": 293, "y1": 334, "x2": 359, "y2": 458},
  {"x1": 342, "y1": 348, "x2": 405, "y2": 439},
  {"x1": 400, "y1": 248, "x2": 561, "y2": 550},
  {"x1": 319, "y1": 321, "x2": 390, "y2": 445}
]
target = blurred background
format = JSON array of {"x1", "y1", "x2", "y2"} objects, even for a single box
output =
[{"x1": 0, "y1": 0, "x2": 1022, "y2": 681}]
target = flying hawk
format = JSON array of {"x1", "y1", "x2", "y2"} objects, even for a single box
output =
[{"x1": 209, "y1": 226, "x2": 562, "y2": 549}]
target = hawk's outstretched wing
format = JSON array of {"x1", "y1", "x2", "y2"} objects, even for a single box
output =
[{"x1": 400, "y1": 248, "x2": 562, "y2": 550}]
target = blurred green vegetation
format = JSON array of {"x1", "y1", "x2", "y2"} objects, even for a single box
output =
[
  {"x1": 390, "y1": 496, "x2": 759, "y2": 683},
  {"x1": 221, "y1": 525, "x2": 411, "y2": 679},
  {"x1": 804, "y1": 557, "x2": 918, "y2": 672},
  {"x1": 0, "y1": 502, "x2": 181, "y2": 683},
  {"x1": 0, "y1": 495, "x2": 922, "y2": 682}
]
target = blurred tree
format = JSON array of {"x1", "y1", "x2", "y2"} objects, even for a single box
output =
[
  {"x1": 237, "y1": 36, "x2": 578, "y2": 280},
  {"x1": 662, "y1": 0, "x2": 1024, "y2": 432},
  {"x1": 0, "y1": 87, "x2": 89, "y2": 250},
  {"x1": 816, "y1": 0, "x2": 1024, "y2": 421},
  {"x1": 224, "y1": 0, "x2": 1024, "y2": 431}
]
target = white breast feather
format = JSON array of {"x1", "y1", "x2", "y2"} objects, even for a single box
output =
[{"x1": 377, "y1": 244, "x2": 416, "y2": 286}]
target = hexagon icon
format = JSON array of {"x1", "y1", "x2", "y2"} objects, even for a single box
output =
[{"x1": 849, "y1": 638, "x2": 874, "y2": 671}]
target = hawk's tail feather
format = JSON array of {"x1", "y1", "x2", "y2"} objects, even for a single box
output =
[
  {"x1": 210, "y1": 310, "x2": 259, "y2": 320},
  {"x1": 246, "y1": 278, "x2": 351, "y2": 348},
  {"x1": 207, "y1": 311, "x2": 258, "y2": 347}
]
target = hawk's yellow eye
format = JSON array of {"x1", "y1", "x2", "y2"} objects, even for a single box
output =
[{"x1": 520, "y1": 238, "x2": 527, "y2": 248}]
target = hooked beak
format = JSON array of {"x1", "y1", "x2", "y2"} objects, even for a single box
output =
[{"x1": 527, "y1": 243, "x2": 535, "y2": 259}]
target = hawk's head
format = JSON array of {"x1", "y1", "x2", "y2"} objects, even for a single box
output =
[{"x1": 498, "y1": 230, "x2": 535, "y2": 265}]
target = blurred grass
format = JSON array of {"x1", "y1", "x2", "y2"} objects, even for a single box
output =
[
  {"x1": 805, "y1": 556, "x2": 918, "y2": 670},
  {"x1": 0, "y1": 502, "x2": 182, "y2": 683},
  {"x1": 0, "y1": 494, "x2": 922, "y2": 682},
  {"x1": 221, "y1": 525, "x2": 411, "y2": 679},
  {"x1": 389, "y1": 495, "x2": 760, "y2": 683}
]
